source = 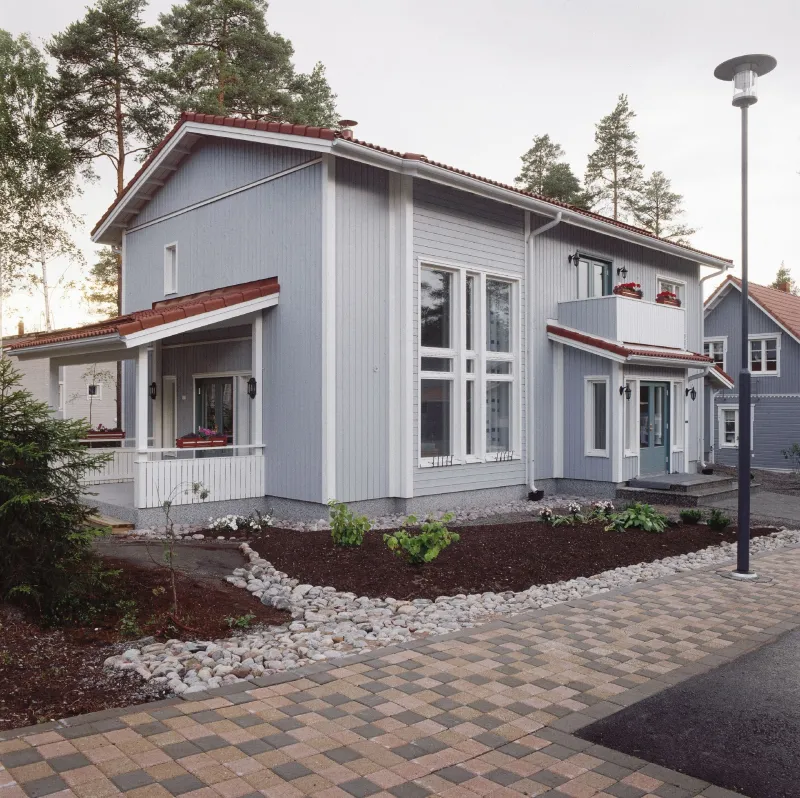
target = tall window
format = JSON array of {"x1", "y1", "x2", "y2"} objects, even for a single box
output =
[
  {"x1": 671, "y1": 381, "x2": 684, "y2": 450},
  {"x1": 419, "y1": 266, "x2": 518, "y2": 464},
  {"x1": 749, "y1": 336, "x2": 779, "y2": 375},
  {"x1": 624, "y1": 380, "x2": 636, "y2": 454},
  {"x1": 164, "y1": 243, "x2": 178, "y2": 295},
  {"x1": 585, "y1": 377, "x2": 609, "y2": 457},
  {"x1": 704, "y1": 338, "x2": 726, "y2": 371},
  {"x1": 577, "y1": 256, "x2": 612, "y2": 299}
]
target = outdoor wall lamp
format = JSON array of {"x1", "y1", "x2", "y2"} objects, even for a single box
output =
[
  {"x1": 247, "y1": 377, "x2": 257, "y2": 399},
  {"x1": 149, "y1": 382, "x2": 157, "y2": 400},
  {"x1": 616, "y1": 266, "x2": 628, "y2": 278},
  {"x1": 685, "y1": 386, "x2": 697, "y2": 401},
  {"x1": 568, "y1": 250, "x2": 581, "y2": 266},
  {"x1": 619, "y1": 385, "x2": 632, "y2": 400}
]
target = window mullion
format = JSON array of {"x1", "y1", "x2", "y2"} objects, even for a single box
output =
[
  {"x1": 477, "y1": 272, "x2": 487, "y2": 461},
  {"x1": 454, "y1": 271, "x2": 465, "y2": 463}
]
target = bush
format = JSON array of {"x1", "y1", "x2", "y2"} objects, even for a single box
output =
[
  {"x1": 708, "y1": 508, "x2": 732, "y2": 531},
  {"x1": 606, "y1": 502, "x2": 668, "y2": 534},
  {"x1": 328, "y1": 500, "x2": 370, "y2": 546},
  {"x1": 384, "y1": 513, "x2": 459, "y2": 564},
  {"x1": 679, "y1": 509, "x2": 703, "y2": 525},
  {"x1": 0, "y1": 358, "x2": 113, "y2": 621}
]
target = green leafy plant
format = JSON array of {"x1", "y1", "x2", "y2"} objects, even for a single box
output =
[
  {"x1": 328, "y1": 500, "x2": 370, "y2": 546},
  {"x1": 605, "y1": 502, "x2": 668, "y2": 534},
  {"x1": 116, "y1": 599, "x2": 141, "y2": 638},
  {"x1": 384, "y1": 513, "x2": 459, "y2": 564},
  {"x1": 782, "y1": 443, "x2": 800, "y2": 474},
  {"x1": 226, "y1": 612, "x2": 256, "y2": 630},
  {"x1": 708, "y1": 508, "x2": 732, "y2": 531},
  {"x1": 679, "y1": 509, "x2": 703, "y2": 525}
]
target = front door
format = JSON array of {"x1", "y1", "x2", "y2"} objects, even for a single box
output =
[
  {"x1": 195, "y1": 377, "x2": 234, "y2": 457},
  {"x1": 639, "y1": 381, "x2": 670, "y2": 475}
]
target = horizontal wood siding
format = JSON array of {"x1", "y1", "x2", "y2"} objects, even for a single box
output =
[
  {"x1": 531, "y1": 217, "x2": 703, "y2": 479},
  {"x1": 134, "y1": 140, "x2": 317, "y2": 226},
  {"x1": 335, "y1": 159, "x2": 390, "y2": 502},
  {"x1": 412, "y1": 180, "x2": 527, "y2": 495}
]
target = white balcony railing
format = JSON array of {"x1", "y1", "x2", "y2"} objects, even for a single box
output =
[
  {"x1": 80, "y1": 440, "x2": 137, "y2": 484},
  {"x1": 557, "y1": 295, "x2": 686, "y2": 349}
]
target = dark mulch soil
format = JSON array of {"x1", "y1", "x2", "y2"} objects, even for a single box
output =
[
  {"x1": 0, "y1": 553, "x2": 291, "y2": 732},
  {"x1": 251, "y1": 521, "x2": 777, "y2": 601},
  {"x1": 715, "y1": 464, "x2": 800, "y2": 497}
]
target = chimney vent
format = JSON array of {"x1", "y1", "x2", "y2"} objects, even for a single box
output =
[
  {"x1": 777, "y1": 280, "x2": 791, "y2": 293},
  {"x1": 17, "y1": 319, "x2": 24, "y2": 336},
  {"x1": 337, "y1": 119, "x2": 358, "y2": 140}
]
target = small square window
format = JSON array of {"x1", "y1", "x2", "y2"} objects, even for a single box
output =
[{"x1": 87, "y1": 383, "x2": 102, "y2": 400}]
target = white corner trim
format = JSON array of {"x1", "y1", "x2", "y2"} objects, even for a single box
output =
[
  {"x1": 611, "y1": 362, "x2": 623, "y2": 481},
  {"x1": 552, "y1": 342, "x2": 564, "y2": 478},
  {"x1": 321, "y1": 153, "x2": 337, "y2": 502}
]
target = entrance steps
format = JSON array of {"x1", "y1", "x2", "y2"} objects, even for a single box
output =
[
  {"x1": 87, "y1": 512, "x2": 135, "y2": 535},
  {"x1": 616, "y1": 473, "x2": 761, "y2": 507}
]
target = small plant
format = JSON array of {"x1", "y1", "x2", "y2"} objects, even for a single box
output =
[
  {"x1": 782, "y1": 443, "x2": 800, "y2": 474},
  {"x1": 708, "y1": 508, "x2": 732, "y2": 531},
  {"x1": 226, "y1": 612, "x2": 256, "y2": 630},
  {"x1": 540, "y1": 502, "x2": 585, "y2": 527},
  {"x1": 116, "y1": 599, "x2": 141, "y2": 638},
  {"x1": 538, "y1": 507, "x2": 553, "y2": 522},
  {"x1": 328, "y1": 500, "x2": 370, "y2": 546},
  {"x1": 384, "y1": 513, "x2": 459, "y2": 564},
  {"x1": 606, "y1": 502, "x2": 668, "y2": 534},
  {"x1": 590, "y1": 500, "x2": 615, "y2": 520},
  {"x1": 679, "y1": 509, "x2": 703, "y2": 525}
]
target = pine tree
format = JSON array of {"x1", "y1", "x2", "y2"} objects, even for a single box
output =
[
  {"x1": 158, "y1": 0, "x2": 338, "y2": 125},
  {"x1": 83, "y1": 246, "x2": 119, "y2": 319},
  {"x1": 625, "y1": 171, "x2": 696, "y2": 243},
  {"x1": 585, "y1": 94, "x2": 643, "y2": 220},
  {"x1": 771, "y1": 262, "x2": 797, "y2": 294},
  {"x1": 516, "y1": 134, "x2": 586, "y2": 207}
]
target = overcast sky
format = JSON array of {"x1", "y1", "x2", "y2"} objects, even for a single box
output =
[{"x1": 4, "y1": 0, "x2": 799, "y2": 333}]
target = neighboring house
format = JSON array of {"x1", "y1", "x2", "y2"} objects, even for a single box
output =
[
  {"x1": 704, "y1": 276, "x2": 800, "y2": 469},
  {"x1": 4, "y1": 330, "x2": 118, "y2": 431},
  {"x1": 8, "y1": 112, "x2": 733, "y2": 526}
]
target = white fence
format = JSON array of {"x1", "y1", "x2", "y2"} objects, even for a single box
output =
[
  {"x1": 135, "y1": 446, "x2": 265, "y2": 509},
  {"x1": 81, "y1": 441, "x2": 136, "y2": 484}
]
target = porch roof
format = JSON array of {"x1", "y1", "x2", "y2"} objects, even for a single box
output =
[
  {"x1": 708, "y1": 364, "x2": 735, "y2": 389},
  {"x1": 546, "y1": 323, "x2": 714, "y2": 368},
  {"x1": 8, "y1": 276, "x2": 279, "y2": 359}
]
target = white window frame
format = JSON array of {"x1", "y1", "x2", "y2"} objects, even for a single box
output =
[
  {"x1": 717, "y1": 405, "x2": 755, "y2": 450},
  {"x1": 703, "y1": 336, "x2": 727, "y2": 373},
  {"x1": 748, "y1": 333, "x2": 780, "y2": 377},
  {"x1": 671, "y1": 380, "x2": 685, "y2": 452},
  {"x1": 418, "y1": 261, "x2": 521, "y2": 467},
  {"x1": 623, "y1": 378, "x2": 638, "y2": 457},
  {"x1": 585, "y1": 376, "x2": 610, "y2": 458},
  {"x1": 576, "y1": 255, "x2": 613, "y2": 300},
  {"x1": 657, "y1": 275, "x2": 686, "y2": 304},
  {"x1": 86, "y1": 382, "x2": 103, "y2": 400},
  {"x1": 164, "y1": 242, "x2": 178, "y2": 295}
]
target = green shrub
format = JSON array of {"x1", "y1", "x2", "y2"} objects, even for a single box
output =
[
  {"x1": 679, "y1": 509, "x2": 703, "y2": 525},
  {"x1": 226, "y1": 612, "x2": 256, "y2": 630},
  {"x1": 328, "y1": 500, "x2": 370, "y2": 546},
  {"x1": 384, "y1": 513, "x2": 459, "y2": 564},
  {"x1": 606, "y1": 502, "x2": 668, "y2": 534},
  {"x1": 708, "y1": 508, "x2": 732, "y2": 531},
  {"x1": 0, "y1": 358, "x2": 114, "y2": 621}
]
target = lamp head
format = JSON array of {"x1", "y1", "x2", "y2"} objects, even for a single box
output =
[{"x1": 714, "y1": 54, "x2": 777, "y2": 107}]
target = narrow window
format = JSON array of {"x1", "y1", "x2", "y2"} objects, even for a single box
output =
[
  {"x1": 465, "y1": 275, "x2": 475, "y2": 351},
  {"x1": 486, "y1": 279, "x2": 511, "y2": 352},
  {"x1": 420, "y1": 268, "x2": 451, "y2": 349},
  {"x1": 624, "y1": 380, "x2": 636, "y2": 453},
  {"x1": 164, "y1": 243, "x2": 177, "y2": 295},
  {"x1": 486, "y1": 381, "x2": 511, "y2": 453},
  {"x1": 586, "y1": 378, "x2": 609, "y2": 456},
  {"x1": 672, "y1": 382, "x2": 684, "y2": 449},
  {"x1": 577, "y1": 257, "x2": 612, "y2": 299},
  {"x1": 722, "y1": 408, "x2": 738, "y2": 446},
  {"x1": 420, "y1": 379, "x2": 452, "y2": 458}
]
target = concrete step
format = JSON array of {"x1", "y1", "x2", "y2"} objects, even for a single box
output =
[
  {"x1": 87, "y1": 513, "x2": 135, "y2": 535},
  {"x1": 616, "y1": 482, "x2": 761, "y2": 508}
]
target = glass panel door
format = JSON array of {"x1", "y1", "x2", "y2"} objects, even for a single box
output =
[
  {"x1": 639, "y1": 381, "x2": 670, "y2": 475},
  {"x1": 195, "y1": 377, "x2": 234, "y2": 458}
]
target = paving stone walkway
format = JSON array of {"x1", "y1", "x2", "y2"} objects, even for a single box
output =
[{"x1": 4, "y1": 547, "x2": 800, "y2": 798}]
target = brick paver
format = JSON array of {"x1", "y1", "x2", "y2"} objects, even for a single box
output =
[{"x1": 4, "y1": 545, "x2": 799, "y2": 798}]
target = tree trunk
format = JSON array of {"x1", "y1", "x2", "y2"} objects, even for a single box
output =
[{"x1": 41, "y1": 254, "x2": 52, "y2": 332}]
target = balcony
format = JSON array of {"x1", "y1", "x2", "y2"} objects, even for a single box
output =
[{"x1": 556, "y1": 295, "x2": 686, "y2": 350}]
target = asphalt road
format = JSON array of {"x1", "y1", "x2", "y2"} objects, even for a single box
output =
[{"x1": 579, "y1": 628, "x2": 800, "y2": 798}]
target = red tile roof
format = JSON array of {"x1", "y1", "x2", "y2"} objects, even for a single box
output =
[
  {"x1": 713, "y1": 364, "x2": 734, "y2": 385},
  {"x1": 7, "y1": 277, "x2": 279, "y2": 352},
  {"x1": 546, "y1": 324, "x2": 713, "y2": 364},
  {"x1": 707, "y1": 275, "x2": 800, "y2": 342},
  {"x1": 91, "y1": 112, "x2": 732, "y2": 265}
]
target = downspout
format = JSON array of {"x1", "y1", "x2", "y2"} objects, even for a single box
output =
[{"x1": 526, "y1": 211, "x2": 563, "y2": 496}]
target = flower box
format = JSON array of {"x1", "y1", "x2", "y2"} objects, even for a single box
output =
[
  {"x1": 613, "y1": 282, "x2": 643, "y2": 299},
  {"x1": 85, "y1": 429, "x2": 125, "y2": 440},
  {"x1": 176, "y1": 435, "x2": 228, "y2": 449},
  {"x1": 656, "y1": 291, "x2": 681, "y2": 307}
]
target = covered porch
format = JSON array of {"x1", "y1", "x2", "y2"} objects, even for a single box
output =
[{"x1": 9, "y1": 278, "x2": 279, "y2": 518}]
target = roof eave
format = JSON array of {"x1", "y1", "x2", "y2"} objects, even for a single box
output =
[{"x1": 10, "y1": 333, "x2": 124, "y2": 361}]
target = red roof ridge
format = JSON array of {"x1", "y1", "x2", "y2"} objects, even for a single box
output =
[
  {"x1": 91, "y1": 112, "x2": 732, "y2": 265},
  {"x1": 7, "y1": 276, "x2": 279, "y2": 352}
]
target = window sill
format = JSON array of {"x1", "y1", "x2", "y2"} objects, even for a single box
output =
[{"x1": 585, "y1": 451, "x2": 610, "y2": 458}]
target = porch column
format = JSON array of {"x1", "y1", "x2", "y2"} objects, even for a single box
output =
[
  {"x1": 134, "y1": 345, "x2": 149, "y2": 509},
  {"x1": 152, "y1": 340, "x2": 162, "y2": 450},
  {"x1": 252, "y1": 313, "x2": 263, "y2": 450},
  {"x1": 48, "y1": 360, "x2": 61, "y2": 418}
]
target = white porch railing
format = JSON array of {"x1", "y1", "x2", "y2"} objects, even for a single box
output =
[
  {"x1": 135, "y1": 445, "x2": 265, "y2": 509},
  {"x1": 80, "y1": 440, "x2": 136, "y2": 484}
]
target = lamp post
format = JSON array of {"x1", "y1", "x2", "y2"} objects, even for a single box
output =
[{"x1": 714, "y1": 54, "x2": 776, "y2": 578}]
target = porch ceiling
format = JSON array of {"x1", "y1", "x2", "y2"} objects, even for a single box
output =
[{"x1": 8, "y1": 276, "x2": 279, "y2": 361}]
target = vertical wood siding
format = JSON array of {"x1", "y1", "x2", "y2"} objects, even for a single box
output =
[
  {"x1": 412, "y1": 180, "x2": 527, "y2": 496},
  {"x1": 334, "y1": 159, "x2": 390, "y2": 502},
  {"x1": 531, "y1": 217, "x2": 703, "y2": 478},
  {"x1": 134, "y1": 140, "x2": 318, "y2": 226}
]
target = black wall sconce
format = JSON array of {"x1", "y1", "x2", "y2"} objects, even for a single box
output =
[
  {"x1": 568, "y1": 250, "x2": 581, "y2": 266},
  {"x1": 619, "y1": 385, "x2": 632, "y2": 400},
  {"x1": 247, "y1": 377, "x2": 258, "y2": 399},
  {"x1": 149, "y1": 382, "x2": 157, "y2": 400},
  {"x1": 685, "y1": 386, "x2": 697, "y2": 401},
  {"x1": 616, "y1": 265, "x2": 628, "y2": 278}
]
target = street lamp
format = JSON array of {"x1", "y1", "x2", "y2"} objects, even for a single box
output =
[{"x1": 714, "y1": 54, "x2": 777, "y2": 579}]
